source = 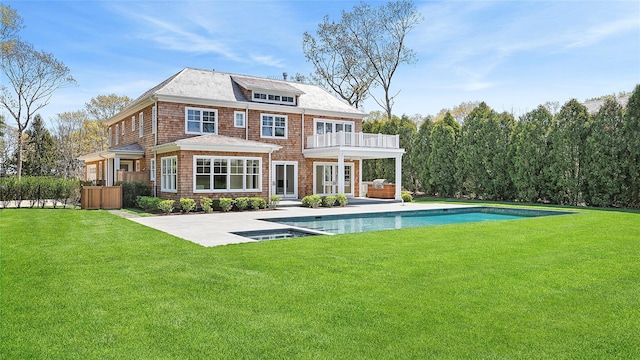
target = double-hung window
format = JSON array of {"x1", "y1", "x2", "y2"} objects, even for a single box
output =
[
  {"x1": 194, "y1": 156, "x2": 261, "y2": 192},
  {"x1": 132, "y1": 116, "x2": 136, "y2": 132},
  {"x1": 150, "y1": 158, "x2": 156, "y2": 181},
  {"x1": 261, "y1": 114, "x2": 287, "y2": 139},
  {"x1": 115, "y1": 124, "x2": 119, "y2": 144},
  {"x1": 161, "y1": 156, "x2": 177, "y2": 192},
  {"x1": 186, "y1": 107, "x2": 217, "y2": 134},
  {"x1": 139, "y1": 112, "x2": 144, "y2": 137},
  {"x1": 234, "y1": 111, "x2": 245, "y2": 128}
]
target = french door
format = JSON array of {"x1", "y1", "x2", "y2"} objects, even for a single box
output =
[
  {"x1": 273, "y1": 161, "x2": 297, "y2": 198},
  {"x1": 314, "y1": 163, "x2": 353, "y2": 196}
]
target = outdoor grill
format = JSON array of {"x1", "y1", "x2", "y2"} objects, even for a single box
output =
[{"x1": 372, "y1": 179, "x2": 388, "y2": 189}]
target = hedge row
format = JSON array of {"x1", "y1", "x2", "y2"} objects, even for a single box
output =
[
  {"x1": 135, "y1": 195, "x2": 281, "y2": 213},
  {"x1": 0, "y1": 176, "x2": 81, "y2": 208}
]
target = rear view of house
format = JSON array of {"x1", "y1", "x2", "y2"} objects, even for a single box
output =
[{"x1": 79, "y1": 68, "x2": 404, "y2": 201}]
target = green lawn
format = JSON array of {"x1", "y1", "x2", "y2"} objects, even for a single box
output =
[{"x1": 1, "y1": 203, "x2": 639, "y2": 359}]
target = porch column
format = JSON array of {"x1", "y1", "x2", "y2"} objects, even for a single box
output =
[
  {"x1": 106, "y1": 159, "x2": 113, "y2": 186},
  {"x1": 337, "y1": 152, "x2": 345, "y2": 195},
  {"x1": 114, "y1": 157, "x2": 120, "y2": 184},
  {"x1": 395, "y1": 154, "x2": 402, "y2": 200}
]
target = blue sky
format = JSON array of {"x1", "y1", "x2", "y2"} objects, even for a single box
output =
[{"x1": 4, "y1": 0, "x2": 639, "y2": 124}]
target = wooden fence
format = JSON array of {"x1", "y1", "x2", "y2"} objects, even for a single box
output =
[{"x1": 81, "y1": 186, "x2": 122, "y2": 210}]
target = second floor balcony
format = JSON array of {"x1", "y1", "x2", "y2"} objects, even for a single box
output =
[{"x1": 306, "y1": 132, "x2": 400, "y2": 149}]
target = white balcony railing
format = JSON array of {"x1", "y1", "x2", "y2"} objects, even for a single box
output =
[{"x1": 306, "y1": 132, "x2": 400, "y2": 149}]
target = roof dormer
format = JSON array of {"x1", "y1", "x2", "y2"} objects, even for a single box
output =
[{"x1": 231, "y1": 75, "x2": 304, "y2": 106}]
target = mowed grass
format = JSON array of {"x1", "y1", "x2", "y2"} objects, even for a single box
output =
[{"x1": 1, "y1": 205, "x2": 639, "y2": 359}]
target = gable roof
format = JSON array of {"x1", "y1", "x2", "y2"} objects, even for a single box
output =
[{"x1": 109, "y1": 68, "x2": 364, "y2": 125}]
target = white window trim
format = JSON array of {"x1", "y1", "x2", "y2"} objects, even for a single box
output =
[
  {"x1": 252, "y1": 91, "x2": 296, "y2": 106},
  {"x1": 121, "y1": 121, "x2": 125, "y2": 135},
  {"x1": 139, "y1": 112, "x2": 144, "y2": 138},
  {"x1": 193, "y1": 156, "x2": 262, "y2": 193},
  {"x1": 161, "y1": 156, "x2": 178, "y2": 193},
  {"x1": 150, "y1": 158, "x2": 156, "y2": 181},
  {"x1": 260, "y1": 113, "x2": 288, "y2": 139},
  {"x1": 108, "y1": 127, "x2": 112, "y2": 146},
  {"x1": 132, "y1": 116, "x2": 136, "y2": 132},
  {"x1": 115, "y1": 124, "x2": 119, "y2": 145},
  {"x1": 234, "y1": 111, "x2": 245, "y2": 128},
  {"x1": 313, "y1": 118, "x2": 355, "y2": 135},
  {"x1": 185, "y1": 107, "x2": 218, "y2": 135},
  {"x1": 87, "y1": 164, "x2": 97, "y2": 182}
]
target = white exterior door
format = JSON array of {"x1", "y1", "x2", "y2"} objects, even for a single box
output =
[
  {"x1": 273, "y1": 161, "x2": 297, "y2": 198},
  {"x1": 314, "y1": 163, "x2": 353, "y2": 196}
]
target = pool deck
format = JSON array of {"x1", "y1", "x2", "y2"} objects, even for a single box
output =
[{"x1": 122, "y1": 200, "x2": 477, "y2": 247}]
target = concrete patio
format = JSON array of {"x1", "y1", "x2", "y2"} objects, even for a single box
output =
[{"x1": 122, "y1": 200, "x2": 476, "y2": 247}]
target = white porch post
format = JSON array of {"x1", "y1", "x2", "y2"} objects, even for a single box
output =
[
  {"x1": 114, "y1": 157, "x2": 120, "y2": 184},
  {"x1": 358, "y1": 158, "x2": 363, "y2": 197},
  {"x1": 337, "y1": 152, "x2": 345, "y2": 195},
  {"x1": 395, "y1": 154, "x2": 402, "y2": 200},
  {"x1": 106, "y1": 158, "x2": 113, "y2": 186}
]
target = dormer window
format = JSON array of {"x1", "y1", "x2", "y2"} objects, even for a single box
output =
[{"x1": 252, "y1": 91, "x2": 296, "y2": 106}]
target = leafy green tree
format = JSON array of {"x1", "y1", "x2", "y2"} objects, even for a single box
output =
[
  {"x1": 410, "y1": 116, "x2": 433, "y2": 194},
  {"x1": 83, "y1": 94, "x2": 132, "y2": 153},
  {"x1": 583, "y1": 97, "x2": 626, "y2": 207},
  {"x1": 428, "y1": 112, "x2": 460, "y2": 197},
  {"x1": 21, "y1": 114, "x2": 58, "y2": 176},
  {"x1": 362, "y1": 111, "x2": 416, "y2": 189},
  {"x1": 510, "y1": 106, "x2": 554, "y2": 202},
  {"x1": 622, "y1": 84, "x2": 640, "y2": 208},
  {"x1": 456, "y1": 103, "x2": 515, "y2": 200},
  {"x1": 548, "y1": 99, "x2": 591, "y2": 205}
]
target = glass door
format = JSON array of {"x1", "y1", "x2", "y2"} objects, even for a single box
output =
[
  {"x1": 314, "y1": 163, "x2": 353, "y2": 195},
  {"x1": 273, "y1": 162, "x2": 297, "y2": 198}
]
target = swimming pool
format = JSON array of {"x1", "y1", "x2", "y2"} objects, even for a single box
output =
[{"x1": 262, "y1": 207, "x2": 572, "y2": 235}]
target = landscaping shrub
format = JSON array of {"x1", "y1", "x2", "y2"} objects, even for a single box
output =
[
  {"x1": 200, "y1": 197, "x2": 213, "y2": 213},
  {"x1": 269, "y1": 195, "x2": 281, "y2": 209},
  {"x1": 0, "y1": 176, "x2": 80, "y2": 208},
  {"x1": 136, "y1": 196, "x2": 162, "y2": 212},
  {"x1": 249, "y1": 197, "x2": 266, "y2": 210},
  {"x1": 117, "y1": 181, "x2": 151, "y2": 208},
  {"x1": 302, "y1": 194, "x2": 322, "y2": 208},
  {"x1": 336, "y1": 193, "x2": 348, "y2": 207},
  {"x1": 180, "y1": 197, "x2": 196, "y2": 213},
  {"x1": 235, "y1": 197, "x2": 249, "y2": 211},
  {"x1": 219, "y1": 198, "x2": 234, "y2": 212},
  {"x1": 322, "y1": 195, "x2": 336, "y2": 207},
  {"x1": 157, "y1": 199, "x2": 175, "y2": 214},
  {"x1": 402, "y1": 192, "x2": 413, "y2": 203}
]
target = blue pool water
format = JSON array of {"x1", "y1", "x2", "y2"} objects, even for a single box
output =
[{"x1": 263, "y1": 207, "x2": 571, "y2": 235}]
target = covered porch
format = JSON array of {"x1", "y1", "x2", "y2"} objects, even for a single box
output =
[
  {"x1": 303, "y1": 132, "x2": 405, "y2": 200},
  {"x1": 78, "y1": 143, "x2": 146, "y2": 186}
]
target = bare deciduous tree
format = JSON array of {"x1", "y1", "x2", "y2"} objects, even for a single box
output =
[
  {"x1": 1, "y1": 39, "x2": 76, "y2": 178},
  {"x1": 304, "y1": 1, "x2": 422, "y2": 119}
]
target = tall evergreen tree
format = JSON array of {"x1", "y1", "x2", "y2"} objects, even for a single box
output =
[
  {"x1": 410, "y1": 117, "x2": 433, "y2": 194},
  {"x1": 510, "y1": 106, "x2": 554, "y2": 202},
  {"x1": 20, "y1": 114, "x2": 58, "y2": 176},
  {"x1": 549, "y1": 99, "x2": 591, "y2": 205},
  {"x1": 456, "y1": 103, "x2": 515, "y2": 200},
  {"x1": 622, "y1": 84, "x2": 640, "y2": 208},
  {"x1": 428, "y1": 112, "x2": 460, "y2": 197},
  {"x1": 583, "y1": 97, "x2": 626, "y2": 207}
]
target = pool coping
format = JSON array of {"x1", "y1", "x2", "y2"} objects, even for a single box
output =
[{"x1": 127, "y1": 202, "x2": 480, "y2": 247}]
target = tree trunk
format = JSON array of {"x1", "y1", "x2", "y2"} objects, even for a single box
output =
[{"x1": 16, "y1": 132, "x2": 23, "y2": 179}]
